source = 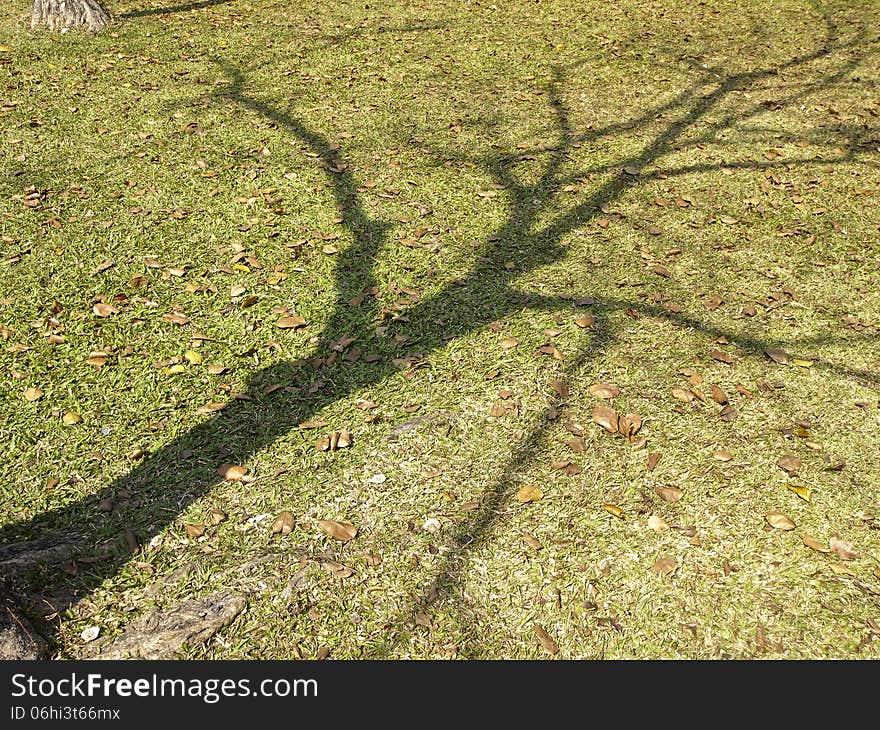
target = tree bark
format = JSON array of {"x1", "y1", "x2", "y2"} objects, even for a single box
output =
[{"x1": 31, "y1": 0, "x2": 111, "y2": 32}]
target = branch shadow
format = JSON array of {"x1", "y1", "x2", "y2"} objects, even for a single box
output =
[{"x1": 0, "y1": 2, "x2": 874, "y2": 657}]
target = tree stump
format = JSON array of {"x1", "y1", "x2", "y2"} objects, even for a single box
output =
[{"x1": 31, "y1": 0, "x2": 111, "y2": 32}]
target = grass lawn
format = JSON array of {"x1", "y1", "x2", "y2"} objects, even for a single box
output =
[{"x1": 0, "y1": 0, "x2": 879, "y2": 659}]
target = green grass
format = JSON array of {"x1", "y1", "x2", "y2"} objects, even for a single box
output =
[{"x1": 1, "y1": 0, "x2": 879, "y2": 659}]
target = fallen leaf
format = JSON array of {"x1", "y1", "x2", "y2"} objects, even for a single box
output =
[
  {"x1": 318, "y1": 520, "x2": 358, "y2": 542},
  {"x1": 603, "y1": 503, "x2": 624, "y2": 518},
  {"x1": 830, "y1": 563, "x2": 857, "y2": 577},
  {"x1": 592, "y1": 404, "x2": 618, "y2": 433},
  {"x1": 81, "y1": 626, "x2": 101, "y2": 642},
  {"x1": 652, "y1": 557, "x2": 677, "y2": 576},
  {"x1": 766, "y1": 348, "x2": 790, "y2": 365},
  {"x1": 217, "y1": 464, "x2": 247, "y2": 481},
  {"x1": 713, "y1": 449, "x2": 733, "y2": 462},
  {"x1": 588, "y1": 383, "x2": 620, "y2": 399},
  {"x1": 710, "y1": 385, "x2": 728, "y2": 404},
  {"x1": 574, "y1": 314, "x2": 596, "y2": 329},
  {"x1": 710, "y1": 349, "x2": 734, "y2": 364},
  {"x1": 276, "y1": 316, "x2": 307, "y2": 329},
  {"x1": 92, "y1": 302, "x2": 117, "y2": 318},
  {"x1": 271, "y1": 511, "x2": 295, "y2": 535},
  {"x1": 183, "y1": 349, "x2": 203, "y2": 365},
  {"x1": 498, "y1": 337, "x2": 519, "y2": 350},
  {"x1": 792, "y1": 359, "x2": 814, "y2": 368},
  {"x1": 534, "y1": 624, "x2": 559, "y2": 655},
  {"x1": 787, "y1": 484, "x2": 812, "y2": 502},
  {"x1": 323, "y1": 560, "x2": 354, "y2": 579},
  {"x1": 522, "y1": 533, "x2": 543, "y2": 550},
  {"x1": 765, "y1": 512, "x2": 796, "y2": 530},
  {"x1": 516, "y1": 485, "x2": 543, "y2": 504},
  {"x1": 206, "y1": 364, "x2": 227, "y2": 375},
  {"x1": 654, "y1": 486, "x2": 682, "y2": 503},
  {"x1": 647, "y1": 515, "x2": 668, "y2": 532},
  {"x1": 671, "y1": 387, "x2": 694, "y2": 402},
  {"x1": 777, "y1": 455, "x2": 802, "y2": 474},
  {"x1": 62, "y1": 411, "x2": 82, "y2": 425},
  {"x1": 719, "y1": 405, "x2": 738, "y2": 422},
  {"x1": 163, "y1": 312, "x2": 191, "y2": 326},
  {"x1": 23, "y1": 387, "x2": 43, "y2": 402},
  {"x1": 647, "y1": 452, "x2": 661, "y2": 471},
  {"x1": 619, "y1": 413, "x2": 642, "y2": 440},
  {"x1": 801, "y1": 534, "x2": 830, "y2": 553},
  {"x1": 829, "y1": 536, "x2": 858, "y2": 561},
  {"x1": 185, "y1": 523, "x2": 205, "y2": 538},
  {"x1": 197, "y1": 401, "x2": 227, "y2": 414},
  {"x1": 209, "y1": 508, "x2": 228, "y2": 525}
]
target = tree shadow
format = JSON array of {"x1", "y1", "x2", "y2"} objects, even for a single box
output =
[
  {"x1": 0, "y1": 3, "x2": 875, "y2": 657},
  {"x1": 117, "y1": 0, "x2": 235, "y2": 20}
]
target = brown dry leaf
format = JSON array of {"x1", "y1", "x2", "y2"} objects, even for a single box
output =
[
  {"x1": 534, "y1": 624, "x2": 559, "y2": 655},
  {"x1": 185, "y1": 524, "x2": 205, "y2": 538},
  {"x1": 710, "y1": 385, "x2": 728, "y2": 404},
  {"x1": 276, "y1": 316, "x2": 307, "y2": 329},
  {"x1": 619, "y1": 413, "x2": 642, "y2": 440},
  {"x1": 829, "y1": 536, "x2": 858, "y2": 561},
  {"x1": 765, "y1": 512, "x2": 796, "y2": 530},
  {"x1": 217, "y1": 463, "x2": 247, "y2": 481},
  {"x1": 318, "y1": 519, "x2": 358, "y2": 542},
  {"x1": 574, "y1": 314, "x2": 596, "y2": 329},
  {"x1": 603, "y1": 503, "x2": 624, "y2": 518},
  {"x1": 197, "y1": 401, "x2": 227, "y2": 415},
  {"x1": 655, "y1": 486, "x2": 683, "y2": 503},
  {"x1": 801, "y1": 534, "x2": 830, "y2": 553},
  {"x1": 62, "y1": 411, "x2": 82, "y2": 425},
  {"x1": 652, "y1": 557, "x2": 677, "y2": 576},
  {"x1": 588, "y1": 383, "x2": 620, "y2": 399},
  {"x1": 551, "y1": 379, "x2": 570, "y2": 398},
  {"x1": 163, "y1": 312, "x2": 191, "y2": 326},
  {"x1": 777, "y1": 455, "x2": 802, "y2": 474},
  {"x1": 498, "y1": 337, "x2": 519, "y2": 350},
  {"x1": 522, "y1": 533, "x2": 543, "y2": 551},
  {"x1": 209, "y1": 508, "x2": 228, "y2": 525},
  {"x1": 271, "y1": 511, "x2": 295, "y2": 535},
  {"x1": 92, "y1": 302, "x2": 118, "y2": 318},
  {"x1": 516, "y1": 485, "x2": 543, "y2": 504},
  {"x1": 719, "y1": 405, "x2": 738, "y2": 422},
  {"x1": 671, "y1": 387, "x2": 694, "y2": 402},
  {"x1": 713, "y1": 449, "x2": 733, "y2": 462},
  {"x1": 787, "y1": 484, "x2": 812, "y2": 502},
  {"x1": 206, "y1": 364, "x2": 227, "y2": 375},
  {"x1": 592, "y1": 404, "x2": 618, "y2": 433},
  {"x1": 710, "y1": 349, "x2": 734, "y2": 364},
  {"x1": 323, "y1": 560, "x2": 355, "y2": 579},
  {"x1": 647, "y1": 452, "x2": 661, "y2": 471},
  {"x1": 766, "y1": 348, "x2": 790, "y2": 365},
  {"x1": 23, "y1": 387, "x2": 43, "y2": 402},
  {"x1": 568, "y1": 437, "x2": 586, "y2": 453},
  {"x1": 647, "y1": 515, "x2": 668, "y2": 532},
  {"x1": 336, "y1": 429, "x2": 352, "y2": 449}
]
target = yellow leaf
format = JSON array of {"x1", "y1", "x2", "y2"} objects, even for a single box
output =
[
  {"x1": 232, "y1": 263, "x2": 250, "y2": 272},
  {"x1": 0, "y1": 46, "x2": 13, "y2": 53},
  {"x1": 217, "y1": 464, "x2": 247, "y2": 481},
  {"x1": 23, "y1": 387, "x2": 43, "y2": 402},
  {"x1": 516, "y1": 485, "x2": 543, "y2": 503},
  {"x1": 792, "y1": 359, "x2": 814, "y2": 368},
  {"x1": 603, "y1": 503, "x2": 624, "y2": 518},
  {"x1": 830, "y1": 563, "x2": 857, "y2": 577},
  {"x1": 183, "y1": 349, "x2": 203, "y2": 365},
  {"x1": 765, "y1": 511, "x2": 796, "y2": 530},
  {"x1": 787, "y1": 484, "x2": 812, "y2": 502},
  {"x1": 162, "y1": 363, "x2": 186, "y2": 375},
  {"x1": 647, "y1": 515, "x2": 668, "y2": 532},
  {"x1": 62, "y1": 411, "x2": 82, "y2": 425}
]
